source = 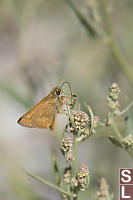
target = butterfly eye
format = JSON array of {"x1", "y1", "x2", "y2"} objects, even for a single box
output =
[{"x1": 56, "y1": 89, "x2": 60, "y2": 95}]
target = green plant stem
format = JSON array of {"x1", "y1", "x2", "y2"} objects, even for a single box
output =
[
  {"x1": 25, "y1": 171, "x2": 71, "y2": 197},
  {"x1": 77, "y1": 103, "x2": 95, "y2": 142},
  {"x1": 99, "y1": 121, "x2": 106, "y2": 126},
  {"x1": 59, "y1": 125, "x2": 67, "y2": 149},
  {"x1": 118, "y1": 101, "x2": 133, "y2": 116},
  {"x1": 110, "y1": 118, "x2": 133, "y2": 160},
  {"x1": 100, "y1": 0, "x2": 133, "y2": 88},
  {"x1": 110, "y1": 118, "x2": 123, "y2": 142},
  {"x1": 73, "y1": 134, "x2": 78, "y2": 176}
]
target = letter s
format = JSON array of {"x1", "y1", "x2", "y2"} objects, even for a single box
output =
[{"x1": 121, "y1": 170, "x2": 131, "y2": 183}]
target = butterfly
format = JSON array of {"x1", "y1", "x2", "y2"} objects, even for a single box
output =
[{"x1": 18, "y1": 82, "x2": 76, "y2": 131}]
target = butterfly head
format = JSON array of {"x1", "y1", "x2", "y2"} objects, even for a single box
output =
[{"x1": 52, "y1": 86, "x2": 63, "y2": 96}]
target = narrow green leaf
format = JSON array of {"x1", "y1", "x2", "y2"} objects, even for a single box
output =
[
  {"x1": 108, "y1": 135, "x2": 123, "y2": 148},
  {"x1": 25, "y1": 170, "x2": 71, "y2": 197}
]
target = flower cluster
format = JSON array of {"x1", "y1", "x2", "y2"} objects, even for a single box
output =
[
  {"x1": 70, "y1": 110, "x2": 89, "y2": 133},
  {"x1": 78, "y1": 163, "x2": 90, "y2": 191},
  {"x1": 61, "y1": 136, "x2": 73, "y2": 161},
  {"x1": 107, "y1": 83, "x2": 120, "y2": 116},
  {"x1": 71, "y1": 177, "x2": 78, "y2": 187},
  {"x1": 60, "y1": 102, "x2": 94, "y2": 198},
  {"x1": 87, "y1": 0, "x2": 97, "y2": 7},
  {"x1": 97, "y1": 178, "x2": 110, "y2": 200},
  {"x1": 71, "y1": 164, "x2": 89, "y2": 191},
  {"x1": 123, "y1": 135, "x2": 133, "y2": 151}
]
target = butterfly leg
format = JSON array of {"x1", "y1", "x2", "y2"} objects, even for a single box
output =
[
  {"x1": 58, "y1": 109, "x2": 65, "y2": 114},
  {"x1": 62, "y1": 96, "x2": 77, "y2": 109},
  {"x1": 50, "y1": 116, "x2": 56, "y2": 131}
]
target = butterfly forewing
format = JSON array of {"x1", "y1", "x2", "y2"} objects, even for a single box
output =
[
  {"x1": 31, "y1": 100, "x2": 57, "y2": 129},
  {"x1": 18, "y1": 98, "x2": 59, "y2": 130},
  {"x1": 17, "y1": 86, "x2": 68, "y2": 131},
  {"x1": 18, "y1": 97, "x2": 47, "y2": 128}
]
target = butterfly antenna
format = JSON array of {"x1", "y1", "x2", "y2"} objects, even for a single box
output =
[
  {"x1": 61, "y1": 81, "x2": 74, "y2": 105},
  {"x1": 61, "y1": 81, "x2": 72, "y2": 96}
]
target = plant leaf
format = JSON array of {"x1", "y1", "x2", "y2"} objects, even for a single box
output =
[{"x1": 108, "y1": 135, "x2": 123, "y2": 148}]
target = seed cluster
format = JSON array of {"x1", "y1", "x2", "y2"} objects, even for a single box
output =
[
  {"x1": 71, "y1": 177, "x2": 78, "y2": 187},
  {"x1": 78, "y1": 163, "x2": 89, "y2": 191},
  {"x1": 60, "y1": 103, "x2": 94, "y2": 197},
  {"x1": 61, "y1": 136, "x2": 73, "y2": 161},
  {"x1": 97, "y1": 178, "x2": 109, "y2": 200},
  {"x1": 107, "y1": 83, "x2": 120, "y2": 116},
  {"x1": 71, "y1": 164, "x2": 89, "y2": 191},
  {"x1": 70, "y1": 110, "x2": 89, "y2": 133},
  {"x1": 123, "y1": 135, "x2": 133, "y2": 150}
]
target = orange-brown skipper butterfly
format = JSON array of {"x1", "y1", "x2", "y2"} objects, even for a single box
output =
[{"x1": 18, "y1": 82, "x2": 76, "y2": 131}]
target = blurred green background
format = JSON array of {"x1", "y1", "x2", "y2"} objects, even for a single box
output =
[{"x1": 0, "y1": 0, "x2": 133, "y2": 199}]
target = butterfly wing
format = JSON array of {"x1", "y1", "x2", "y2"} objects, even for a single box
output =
[
  {"x1": 18, "y1": 99, "x2": 57, "y2": 130},
  {"x1": 31, "y1": 101, "x2": 57, "y2": 130}
]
